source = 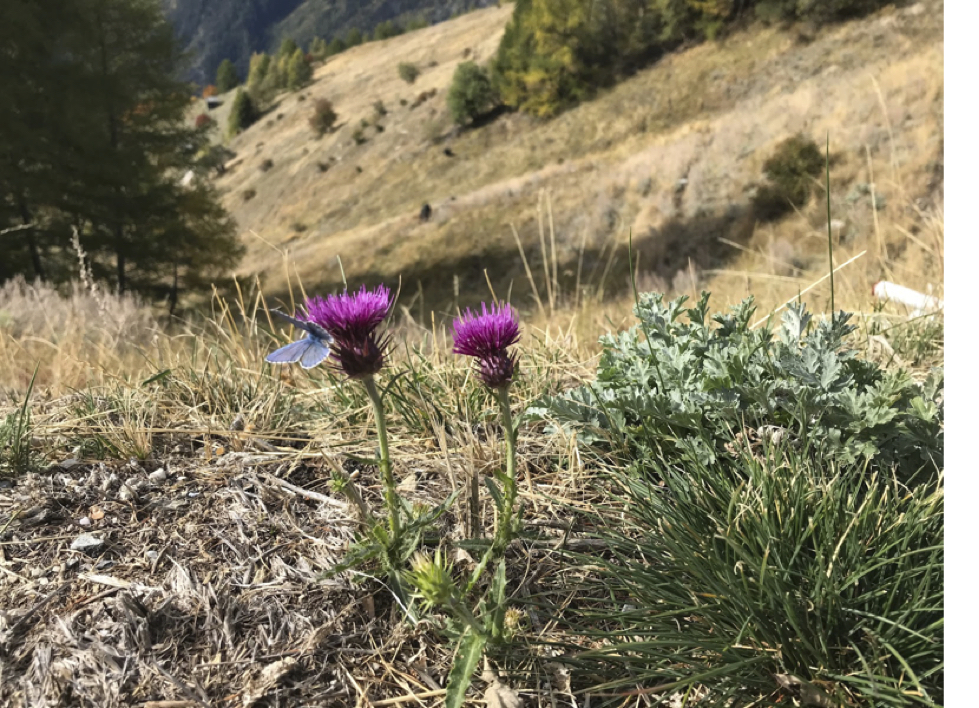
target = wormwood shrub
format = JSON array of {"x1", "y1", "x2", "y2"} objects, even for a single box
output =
[
  {"x1": 529, "y1": 292, "x2": 943, "y2": 479},
  {"x1": 566, "y1": 444, "x2": 944, "y2": 706}
]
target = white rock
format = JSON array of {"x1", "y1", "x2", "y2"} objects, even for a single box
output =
[
  {"x1": 78, "y1": 516, "x2": 92, "y2": 526},
  {"x1": 70, "y1": 534, "x2": 104, "y2": 553},
  {"x1": 148, "y1": 468, "x2": 167, "y2": 484}
]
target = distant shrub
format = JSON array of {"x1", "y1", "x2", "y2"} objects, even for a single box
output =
[
  {"x1": 399, "y1": 98, "x2": 408, "y2": 106},
  {"x1": 398, "y1": 62, "x2": 421, "y2": 84},
  {"x1": 215, "y1": 59, "x2": 240, "y2": 93},
  {"x1": 259, "y1": 158, "x2": 274, "y2": 172},
  {"x1": 447, "y1": 61, "x2": 496, "y2": 126},
  {"x1": 316, "y1": 161, "x2": 330, "y2": 172},
  {"x1": 308, "y1": 98, "x2": 338, "y2": 136},
  {"x1": 373, "y1": 100, "x2": 387, "y2": 119},
  {"x1": 406, "y1": 16, "x2": 429, "y2": 31},
  {"x1": 374, "y1": 123, "x2": 385, "y2": 133},
  {"x1": 352, "y1": 127, "x2": 367, "y2": 145},
  {"x1": 195, "y1": 113, "x2": 213, "y2": 129},
  {"x1": 326, "y1": 37, "x2": 346, "y2": 56},
  {"x1": 291, "y1": 222, "x2": 307, "y2": 233},
  {"x1": 227, "y1": 89, "x2": 259, "y2": 136},
  {"x1": 242, "y1": 188, "x2": 257, "y2": 201},
  {"x1": 753, "y1": 134, "x2": 824, "y2": 221}
]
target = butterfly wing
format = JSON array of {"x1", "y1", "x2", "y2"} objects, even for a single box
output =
[
  {"x1": 299, "y1": 338, "x2": 332, "y2": 369},
  {"x1": 270, "y1": 309, "x2": 334, "y2": 343},
  {"x1": 266, "y1": 339, "x2": 313, "y2": 365}
]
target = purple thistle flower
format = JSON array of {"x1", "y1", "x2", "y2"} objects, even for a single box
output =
[
  {"x1": 453, "y1": 302, "x2": 520, "y2": 389},
  {"x1": 303, "y1": 284, "x2": 392, "y2": 378}
]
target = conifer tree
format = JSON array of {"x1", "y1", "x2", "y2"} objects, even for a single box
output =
[
  {"x1": 346, "y1": 28, "x2": 363, "y2": 47},
  {"x1": 227, "y1": 89, "x2": 258, "y2": 136},
  {"x1": 286, "y1": 49, "x2": 313, "y2": 90},
  {"x1": 215, "y1": 58, "x2": 239, "y2": 93},
  {"x1": 1, "y1": 0, "x2": 242, "y2": 300},
  {"x1": 277, "y1": 37, "x2": 299, "y2": 59}
]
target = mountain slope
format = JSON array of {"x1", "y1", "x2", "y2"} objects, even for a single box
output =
[
  {"x1": 212, "y1": 1, "x2": 943, "y2": 320},
  {"x1": 163, "y1": 0, "x2": 494, "y2": 87}
]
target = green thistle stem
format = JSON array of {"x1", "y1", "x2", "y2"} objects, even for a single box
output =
[
  {"x1": 363, "y1": 376, "x2": 401, "y2": 541},
  {"x1": 465, "y1": 383, "x2": 518, "y2": 596},
  {"x1": 496, "y1": 384, "x2": 518, "y2": 550}
]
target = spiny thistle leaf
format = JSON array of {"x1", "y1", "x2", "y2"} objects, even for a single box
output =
[{"x1": 445, "y1": 630, "x2": 487, "y2": 708}]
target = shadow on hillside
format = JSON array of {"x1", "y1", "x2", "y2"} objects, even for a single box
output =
[{"x1": 338, "y1": 204, "x2": 755, "y2": 322}]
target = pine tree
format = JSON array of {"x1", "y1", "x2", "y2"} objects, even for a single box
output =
[
  {"x1": 346, "y1": 28, "x2": 363, "y2": 47},
  {"x1": 326, "y1": 37, "x2": 346, "y2": 56},
  {"x1": 0, "y1": 0, "x2": 241, "y2": 301},
  {"x1": 215, "y1": 58, "x2": 239, "y2": 93},
  {"x1": 286, "y1": 49, "x2": 313, "y2": 90},
  {"x1": 310, "y1": 37, "x2": 328, "y2": 59},
  {"x1": 247, "y1": 53, "x2": 271, "y2": 93},
  {"x1": 277, "y1": 37, "x2": 299, "y2": 59},
  {"x1": 227, "y1": 89, "x2": 258, "y2": 136}
]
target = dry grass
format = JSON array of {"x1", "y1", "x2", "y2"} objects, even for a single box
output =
[
  {"x1": 0, "y1": 4, "x2": 944, "y2": 704},
  {"x1": 212, "y1": 0, "x2": 943, "y2": 337}
]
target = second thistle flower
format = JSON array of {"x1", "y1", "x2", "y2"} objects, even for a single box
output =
[
  {"x1": 452, "y1": 302, "x2": 520, "y2": 389},
  {"x1": 304, "y1": 284, "x2": 392, "y2": 378}
]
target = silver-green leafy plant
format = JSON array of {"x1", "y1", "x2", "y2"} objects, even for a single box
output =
[{"x1": 529, "y1": 293, "x2": 943, "y2": 480}]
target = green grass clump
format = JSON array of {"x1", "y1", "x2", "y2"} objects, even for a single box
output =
[
  {"x1": 0, "y1": 368, "x2": 37, "y2": 476},
  {"x1": 529, "y1": 292, "x2": 943, "y2": 480},
  {"x1": 568, "y1": 443, "x2": 943, "y2": 706}
]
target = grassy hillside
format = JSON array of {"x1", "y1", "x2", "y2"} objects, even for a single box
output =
[
  {"x1": 213, "y1": 0, "x2": 943, "y2": 330},
  {"x1": 164, "y1": 0, "x2": 494, "y2": 87}
]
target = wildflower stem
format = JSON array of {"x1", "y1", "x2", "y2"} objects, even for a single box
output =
[
  {"x1": 496, "y1": 384, "x2": 518, "y2": 549},
  {"x1": 464, "y1": 384, "x2": 519, "y2": 596},
  {"x1": 363, "y1": 376, "x2": 401, "y2": 540}
]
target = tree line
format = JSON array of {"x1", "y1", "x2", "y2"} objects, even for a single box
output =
[
  {"x1": 491, "y1": 0, "x2": 896, "y2": 117},
  {"x1": 0, "y1": 0, "x2": 242, "y2": 309}
]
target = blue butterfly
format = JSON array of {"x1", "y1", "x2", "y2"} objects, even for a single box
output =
[{"x1": 265, "y1": 309, "x2": 334, "y2": 369}]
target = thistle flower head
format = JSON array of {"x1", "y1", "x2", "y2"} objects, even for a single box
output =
[
  {"x1": 452, "y1": 302, "x2": 520, "y2": 389},
  {"x1": 407, "y1": 549, "x2": 457, "y2": 611},
  {"x1": 304, "y1": 284, "x2": 392, "y2": 378}
]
